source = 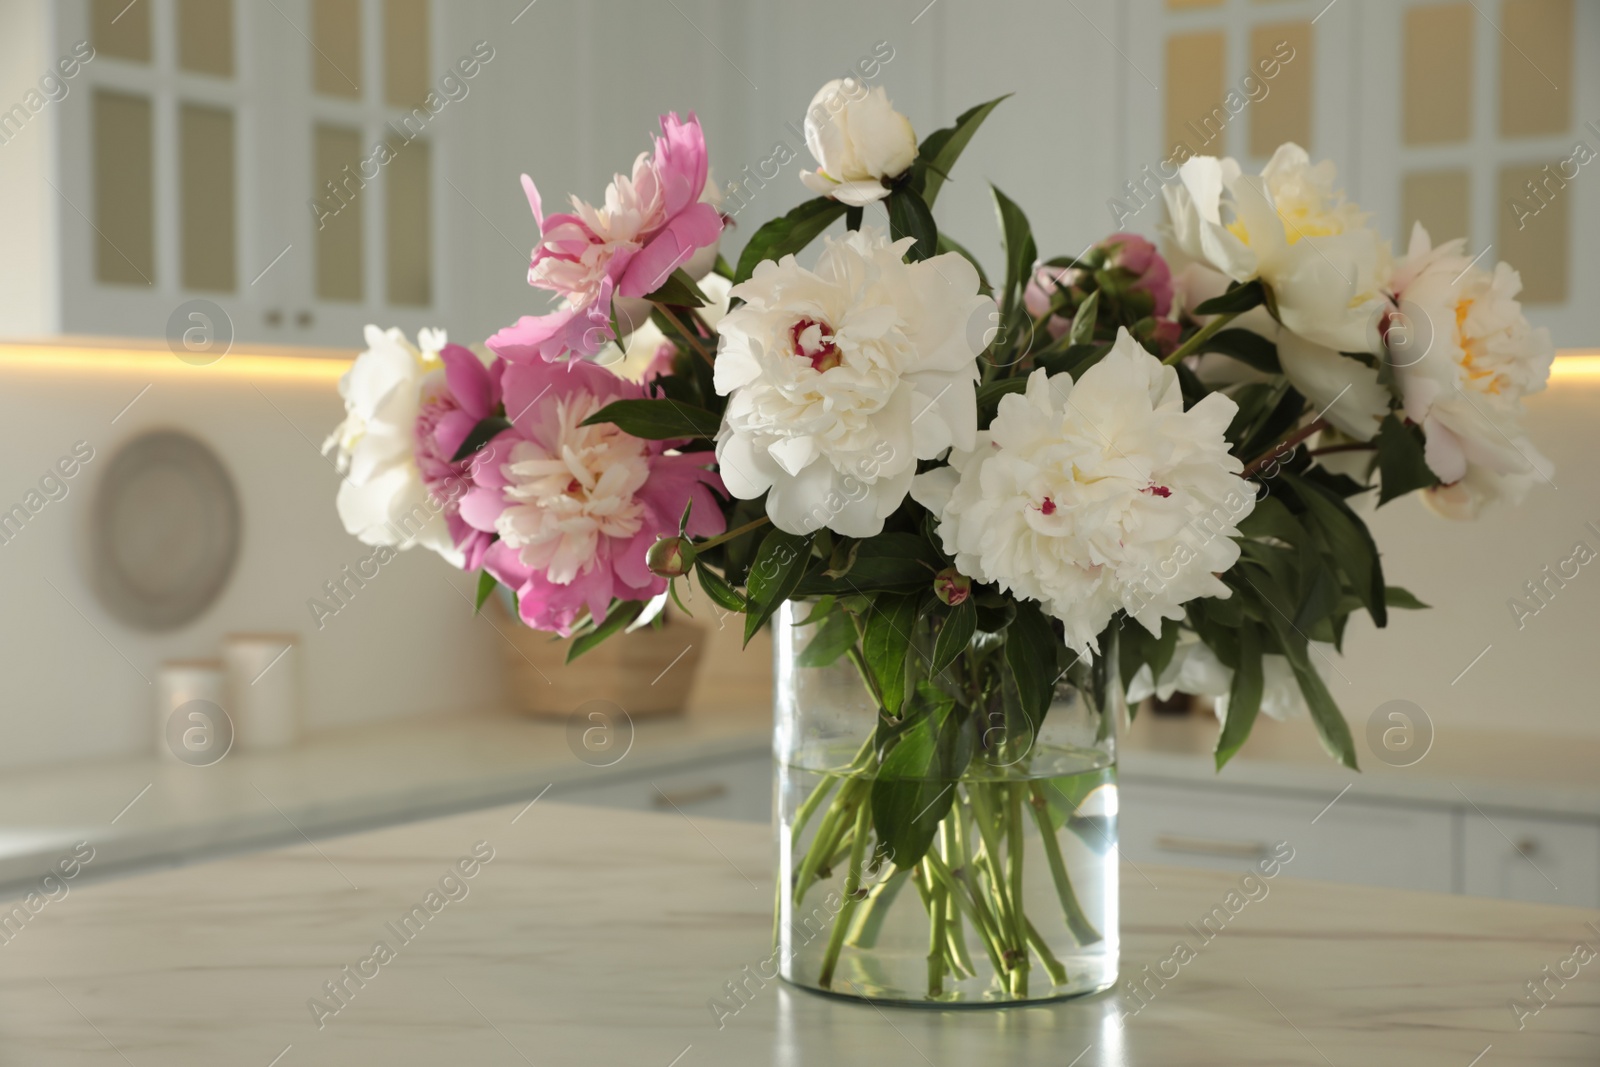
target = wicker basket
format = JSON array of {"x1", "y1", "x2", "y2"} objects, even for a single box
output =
[{"x1": 492, "y1": 597, "x2": 706, "y2": 718}]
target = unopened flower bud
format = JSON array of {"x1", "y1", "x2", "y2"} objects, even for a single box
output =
[
  {"x1": 934, "y1": 567, "x2": 971, "y2": 607},
  {"x1": 647, "y1": 536, "x2": 696, "y2": 578}
]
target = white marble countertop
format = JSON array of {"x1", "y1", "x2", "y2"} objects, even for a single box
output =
[
  {"x1": 1121, "y1": 713, "x2": 1600, "y2": 819},
  {"x1": 0, "y1": 705, "x2": 769, "y2": 894},
  {"x1": 3, "y1": 799, "x2": 1596, "y2": 1065}
]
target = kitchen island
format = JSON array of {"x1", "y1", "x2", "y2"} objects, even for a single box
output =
[{"x1": 2, "y1": 799, "x2": 1596, "y2": 1065}]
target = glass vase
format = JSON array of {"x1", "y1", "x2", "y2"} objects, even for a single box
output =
[{"x1": 773, "y1": 600, "x2": 1119, "y2": 1005}]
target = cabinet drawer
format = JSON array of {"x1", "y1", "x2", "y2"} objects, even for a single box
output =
[
  {"x1": 558, "y1": 753, "x2": 774, "y2": 824},
  {"x1": 1120, "y1": 780, "x2": 1454, "y2": 892},
  {"x1": 1462, "y1": 811, "x2": 1600, "y2": 907}
]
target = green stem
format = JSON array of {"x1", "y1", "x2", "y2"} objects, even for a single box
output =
[
  {"x1": 693, "y1": 514, "x2": 771, "y2": 553},
  {"x1": 1006, "y1": 783, "x2": 1030, "y2": 997},
  {"x1": 1162, "y1": 308, "x2": 1241, "y2": 365},
  {"x1": 924, "y1": 851, "x2": 1007, "y2": 978},
  {"x1": 1029, "y1": 783, "x2": 1103, "y2": 945},
  {"x1": 794, "y1": 778, "x2": 861, "y2": 906},
  {"x1": 923, "y1": 865, "x2": 947, "y2": 997},
  {"x1": 846, "y1": 865, "x2": 907, "y2": 948},
  {"x1": 818, "y1": 800, "x2": 872, "y2": 989},
  {"x1": 940, "y1": 820, "x2": 975, "y2": 978},
  {"x1": 1024, "y1": 917, "x2": 1069, "y2": 987}
]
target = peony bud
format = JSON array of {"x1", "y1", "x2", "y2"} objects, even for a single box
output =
[
  {"x1": 798, "y1": 79, "x2": 917, "y2": 207},
  {"x1": 934, "y1": 567, "x2": 971, "y2": 607},
  {"x1": 647, "y1": 536, "x2": 697, "y2": 578}
]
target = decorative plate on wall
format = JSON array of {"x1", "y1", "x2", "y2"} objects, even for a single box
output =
[{"x1": 90, "y1": 430, "x2": 241, "y2": 631}]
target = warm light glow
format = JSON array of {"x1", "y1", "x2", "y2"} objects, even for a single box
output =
[
  {"x1": 0, "y1": 342, "x2": 351, "y2": 384},
  {"x1": 1551, "y1": 351, "x2": 1600, "y2": 381}
]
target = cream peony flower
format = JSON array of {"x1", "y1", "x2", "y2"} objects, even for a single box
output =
[
  {"x1": 1163, "y1": 144, "x2": 1391, "y2": 354},
  {"x1": 912, "y1": 330, "x2": 1255, "y2": 657},
  {"x1": 1388, "y1": 223, "x2": 1554, "y2": 491},
  {"x1": 323, "y1": 325, "x2": 462, "y2": 565},
  {"x1": 799, "y1": 79, "x2": 918, "y2": 206},
  {"x1": 1176, "y1": 261, "x2": 1391, "y2": 441},
  {"x1": 714, "y1": 227, "x2": 986, "y2": 537}
]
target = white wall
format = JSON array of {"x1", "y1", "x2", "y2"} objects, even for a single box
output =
[{"x1": 0, "y1": 354, "x2": 507, "y2": 768}]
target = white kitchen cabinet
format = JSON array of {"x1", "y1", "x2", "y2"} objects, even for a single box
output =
[
  {"x1": 556, "y1": 751, "x2": 775, "y2": 825},
  {"x1": 1119, "y1": 779, "x2": 1457, "y2": 893},
  {"x1": 1462, "y1": 810, "x2": 1600, "y2": 908},
  {"x1": 5, "y1": 0, "x2": 472, "y2": 347}
]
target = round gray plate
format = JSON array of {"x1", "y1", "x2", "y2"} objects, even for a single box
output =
[{"x1": 91, "y1": 430, "x2": 241, "y2": 631}]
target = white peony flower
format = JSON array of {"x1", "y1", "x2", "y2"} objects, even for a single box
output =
[
  {"x1": 798, "y1": 79, "x2": 918, "y2": 206},
  {"x1": 1163, "y1": 144, "x2": 1391, "y2": 354},
  {"x1": 1387, "y1": 223, "x2": 1554, "y2": 491},
  {"x1": 1420, "y1": 460, "x2": 1546, "y2": 521},
  {"x1": 1176, "y1": 261, "x2": 1391, "y2": 441},
  {"x1": 714, "y1": 227, "x2": 986, "y2": 537},
  {"x1": 1126, "y1": 633, "x2": 1329, "y2": 723},
  {"x1": 323, "y1": 325, "x2": 461, "y2": 565},
  {"x1": 912, "y1": 330, "x2": 1255, "y2": 657}
]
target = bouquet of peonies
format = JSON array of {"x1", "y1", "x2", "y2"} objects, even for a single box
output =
[{"x1": 326, "y1": 80, "x2": 1553, "y2": 999}]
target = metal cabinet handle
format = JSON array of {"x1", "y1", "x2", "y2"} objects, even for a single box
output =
[
  {"x1": 1515, "y1": 838, "x2": 1539, "y2": 858},
  {"x1": 1155, "y1": 834, "x2": 1271, "y2": 860},
  {"x1": 652, "y1": 783, "x2": 728, "y2": 809},
  {"x1": 296, "y1": 310, "x2": 315, "y2": 327}
]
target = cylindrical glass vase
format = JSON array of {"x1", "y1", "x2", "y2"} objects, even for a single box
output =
[{"x1": 773, "y1": 600, "x2": 1119, "y2": 1005}]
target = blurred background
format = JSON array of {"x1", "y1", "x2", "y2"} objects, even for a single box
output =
[{"x1": 0, "y1": 0, "x2": 1596, "y2": 907}]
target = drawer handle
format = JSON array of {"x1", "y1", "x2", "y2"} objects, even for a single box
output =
[
  {"x1": 1515, "y1": 838, "x2": 1539, "y2": 858},
  {"x1": 652, "y1": 783, "x2": 728, "y2": 808},
  {"x1": 1155, "y1": 834, "x2": 1271, "y2": 860}
]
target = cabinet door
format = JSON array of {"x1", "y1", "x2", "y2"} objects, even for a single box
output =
[
  {"x1": 55, "y1": 0, "x2": 452, "y2": 348},
  {"x1": 1120, "y1": 779, "x2": 1456, "y2": 892},
  {"x1": 1462, "y1": 810, "x2": 1600, "y2": 908},
  {"x1": 263, "y1": 0, "x2": 450, "y2": 347},
  {"x1": 56, "y1": 0, "x2": 266, "y2": 346}
]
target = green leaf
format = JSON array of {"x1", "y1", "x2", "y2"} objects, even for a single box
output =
[
  {"x1": 991, "y1": 184, "x2": 1036, "y2": 322},
  {"x1": 566, "y1": 600, "x2": 645, "y2": 663},
  {"x1": 583, "y1": 398, "x2": 721, "y2": 440},
  {"x1": 935, "y1": 233, "x2": 992, "y2": 295},
  {"x1": 931, "y1": 598, "x2": 977, "y2": 674},
  {"x1": 1214, "y1": 624, "x2": 1263, "y2": 769},
  {"x1": 694, "y1": 562, "x2": 746, "y2": 613},
  {"x1": 918, "y1": 94, "x2": 1010, "y2": 207},
  {"x1": 1068, "y1": 289, "x2": 1100, "y2": 347},
  {"x1": 870, "y1": 682, "x2": 971, "y2": 867},
  {"x1": 863, "y1": 593, "x2": 920, "y2": 716},
  {"x1": 1293, "y1": 562, "x2": 1341, "y2": 632},
  {"x1": 976, "y1": 375, "x2": 1029, "y2": 418},
  {"x1": 642, "y1": 267, "x2": 710, "y2": 308},
  {"x1": 1374, "y1": 414, "x2": 1438, "y2": 505},
  {"x1": 450, "y1": 415, "x2": 512, "y2": 462},
  {"x1": 1194, "y1": 279, "x2": 1266, "y2": 316},
  {"x1": 1271, "y1": 621, "x2": 1359, "y2": 770},
  {"x1": 1288, "y1": 473, "x2": 1387, "y2": 628},
  {"x1": 1197, "y1": 328, "x2": 1281, "y2": 374},
  {"x1": 734, "y1": 198, "x2": 848, "y2": 284},
  {"x1": 473, "y1": 571, "x2": 498, "y2": 614},
  {"x1": 886, "y1": 187, "x2": 938, "y2": 262},
  {"x1": 796, "y1": 609, "x2": 857, "y2": 669},
  {"x1": 743, "y1": 529, "x2": 814, "y2": 645},
  {"x1": 1385, "y1": 585, "x2": 1430, "y2": 610},
  {"x1": 1237, "y1": 494, "x2": 1308, "y2": 545},
  {"x1": 793, "y1": 533, "x2": 943, "y2": 596},
  {"x1": 1005, "y1": 600, "x2": 1060, "y2": 723}
]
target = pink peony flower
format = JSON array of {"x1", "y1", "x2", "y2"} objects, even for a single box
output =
[
  {"x1": 488, "y1": 113, "x2": 724, "y2": 364},
  {"x1": 414, "y1": 343, "x2": 505, "y2": 571},
  {"x1": 457, "y1": 358, "x2": 725, "y2": 636},
  {"x1": 1024, "y1": 233, "x2": 1174, "y2": 340}
]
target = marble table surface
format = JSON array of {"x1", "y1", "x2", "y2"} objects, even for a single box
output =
[{"x1": 3, "y1": 800, "x2": 1597, "y2": 1065}]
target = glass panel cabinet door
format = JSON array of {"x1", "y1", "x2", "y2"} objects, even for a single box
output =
[{"x1": 53, "y1": 0, "x2": 445, "y2": 348}]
